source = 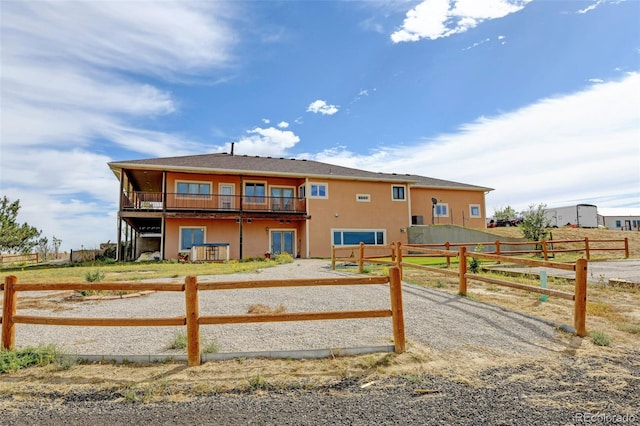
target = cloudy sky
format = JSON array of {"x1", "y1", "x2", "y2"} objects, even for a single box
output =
[{"x1": 1, "y1": 0, "x2": 638, "y2": 251}]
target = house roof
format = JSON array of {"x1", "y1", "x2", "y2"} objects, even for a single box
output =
[{"x1": 108, "y1": 152, "x2": 493, "y2": 192}]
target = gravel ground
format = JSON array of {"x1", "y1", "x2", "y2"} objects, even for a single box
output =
[
  {"x1": 3, "y1": 260, "x2": 638, "y2": 425},
  {"x1": 11, "y1": 259, "x2": 564, "y2": 357}
]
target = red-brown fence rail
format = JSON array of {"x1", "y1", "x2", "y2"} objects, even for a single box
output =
[
  {"x1": 332, "y1": 241, "x2": 588, "y2": 337},
  {"x1": 2, "y1": 269, "x2": 405, "y2": 366}
]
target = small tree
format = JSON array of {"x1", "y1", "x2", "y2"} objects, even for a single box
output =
[
  {"x1": 0, "y1": 196, "x2": 42, "y2": 254},
  {"x1": 494, "y1": 206, "x2": 518, "y2": 220},
  {"x1": 520, "y1": 203, "x2": 550, "y2": 242}
]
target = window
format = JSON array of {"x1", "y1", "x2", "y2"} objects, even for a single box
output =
[
  {"x1": 219, "y1": 184, "x2": 234, "y2": 209},
  {"x1": 244, "y1": 182, "x2": 266, "y2": 204},
  {"x1": 176, "y1": 181, "x2": 210, "y2": 196},
  {"x1": 469, "y1": 204, "x2": 481, "y2": 218},
  {"x1": 615, "y1": 220, "x2": 621, "y2": 228},
  {"x1": 180, "y1": 227, "x2": 204, "y2": 251},
  {"x1": 356, "y1": 194, "x2": 371, "y2": 202},
  {"x1": 332, "y1": 230, "x2": 385, "y2": 246},
  {"x1": 435, "y1": 203, "x2": 449, "y2": 217},
  {"x1": 309, "y1": 183, "x2": 328, "y2": 198},
  {"x1": 271, "y1": 187, "x2": 295, "y2": 211},
  {"x1": 298, "y1": 184, "x2": 306, "y2": 199},
  {"x1": 392, "y1": 185, "x2": 406, "y2": 201}
]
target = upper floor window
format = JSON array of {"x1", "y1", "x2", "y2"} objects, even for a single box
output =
[
  {"x1": 435, "y1": 203, "x2": 449, "y2": 217},
  {"x1": 176, "y1": 181, "x2": 210, "y2": 196},
  {"x1": 356, "y1": 194, "x2": 371, "y2": 202},
  {"x1": 298, "y1": 184, "x2": 306, "y2": 199},
  {"x1": 244, "y1": 182, "x2": 266, "y2": 204},
  {"x1": 469, "y1": 204, "x2": 481, "y2": 218},
  {"x1": 310, "y1": 183, "x2": 328, "y2": 199},
  {"x1": 392, "y1": 185, "x2": 406, "y2": 201}
]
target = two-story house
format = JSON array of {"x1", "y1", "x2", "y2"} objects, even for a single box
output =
[{"x1": 108, "y1": 153, "x2": 493, "y2": 261}]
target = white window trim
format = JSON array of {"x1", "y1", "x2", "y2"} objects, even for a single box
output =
[
  {"x1": 179, "y1": 226, "x2": 206, "y2": 251},
  {"x1": 391, "y1": 185, "x2": 406, "y2": 201},
  {"x1": 175, "y1": 180, "x2": 212, "y2": 199},
  {"x1": 331, "y1": 228, "x2": 386, "y2": 246},
  {"x1": 435, "y1": 203, "x2": 449, "y2": 217},
  {"x1": 309, "y1": 182, "x2": 328, "y2": 199},
  {"x1": 243, "y1": 180, "x2": 268, "y2": 205},
  {"x1": 218, "y1": 183, "x2": 235, "y2": 209},
  {"x1": 356, "y1": 194, "x2": 371, "y2": 202},
  {"x1": 469, "y1": 204, "x2": 481, "y2": 218}
]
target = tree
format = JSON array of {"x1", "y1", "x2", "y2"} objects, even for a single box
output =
[
  {"x1": 494, "y1": 206, "x2": 518, "y2": 220},
  {"x1": 520, "y1": 203, "x2": 550, "y2": 242},
  {"x1": 0, "y1": 196, "x2": 42, "y2": 254}
]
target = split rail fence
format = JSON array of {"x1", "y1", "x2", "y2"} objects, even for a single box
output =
[
  {"x1": 1, "y1": 269, "x2": 405, "y2": 366},
  {"x1": 333, "y1": 241, "x2": 588, "y2": 337}
]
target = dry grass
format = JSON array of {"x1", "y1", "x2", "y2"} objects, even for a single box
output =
[{"x1": 247, "y1": 304, "x2": 286, "y2": 314}]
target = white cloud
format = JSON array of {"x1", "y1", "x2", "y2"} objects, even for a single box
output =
[
  {"x1": 310, "y1": 74, "x2": 640, "y2": 214},
  {"x1": 307, "y1": 100, "x2": 340, "y2": 115},
  {"x1": 0, "y1": 1, "x2": 240, "y2": 251},
  {"x1": 234, "y1": 127, "x2": 301, "y2": 156},
  {"x1": 391, "y1": 0, "x2": 532, "y2": 43},
  {"x1": 278, "y1": 121, "x2": 289, "y2": 128}
]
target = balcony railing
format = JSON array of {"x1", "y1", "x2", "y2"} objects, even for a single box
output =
[{"x1": 122, "y1": 191, "x2": 306, "y2": 214}]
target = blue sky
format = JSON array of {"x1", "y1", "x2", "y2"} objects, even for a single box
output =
[{"x1": 1, "y1": 0, "x2": 639, "y2": 251}]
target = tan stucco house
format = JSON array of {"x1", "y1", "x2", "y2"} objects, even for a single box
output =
[{"x1": 108, "y1": 153, "x2": 493, "y2": 261}]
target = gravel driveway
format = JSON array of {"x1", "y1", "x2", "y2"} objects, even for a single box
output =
[{"x1": 11, "y1": 259, "x2": 565, "y2": 358}]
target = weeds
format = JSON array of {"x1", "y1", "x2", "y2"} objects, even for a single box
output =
[
  {"x1": 248, "y1": 373, "x2": 268, "y2": 390},
  {"x1": 84, "y1": 269, "x2": 105, "y2": 282},
  {"x1": 169, "y1": 331, "x2": 188, "y2": 350},
  {"x1": 591, "y1": 330, "x2": 612, "y2": 346},
  {"x1": 0, "y1": 345, "x2": 64, "y2": 373}
]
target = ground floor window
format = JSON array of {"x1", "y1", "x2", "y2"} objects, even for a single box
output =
[
  {"x1": 180, "y1": 227, "x2": 204, "y2": 251},
  {"x1": 332, "y1": 229, "x2": 385, "y2": 246}
]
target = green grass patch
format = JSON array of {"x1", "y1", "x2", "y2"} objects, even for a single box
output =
[
  {"x1": 0, "y1": 345, "x2": 65, "y2": 373},
  {"x1": 590, "y1": 330, "x2": 612, "y2": 347}
]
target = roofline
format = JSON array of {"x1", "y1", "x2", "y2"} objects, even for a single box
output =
[{"x1": 107, "y1": 162, "x2": 421, "y2": 184}]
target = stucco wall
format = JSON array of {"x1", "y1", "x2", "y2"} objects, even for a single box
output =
[{"x1": 410, "y1": 188, "x2": 487, "y2": 229}]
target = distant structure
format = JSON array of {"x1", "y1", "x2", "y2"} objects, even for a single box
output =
[{"x1": 597, "y1": 208, "x2": 640, "y2": 231}]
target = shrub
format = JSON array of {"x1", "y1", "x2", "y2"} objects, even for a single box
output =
[
  {"x1": 590, "y1": 330, "x2": 611, "y2": 346},
  {"x1": 85, "y1": 269, "x2": 105, "y2": 282}
]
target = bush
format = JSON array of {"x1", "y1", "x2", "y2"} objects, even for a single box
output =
[
  {"x1": 590, "y1": 330, "x2": 611, "y2": 346},
  {"x1": 84, "y1": 269, "x2": 105, "y2": 282}
]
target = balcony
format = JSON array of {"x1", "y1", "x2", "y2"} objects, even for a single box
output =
[{"x1": 122, "y1": 191, "x2": 306, "y2": 214}]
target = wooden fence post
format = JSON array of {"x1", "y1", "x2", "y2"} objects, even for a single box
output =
[
  {"x1": 445, "y1": 242, "x2": 451, "y2": 267},
  {"x1": 185, "y1": 275, "x2": 200, "y2": 367},
  {"x1": 624, "y1": 238, "x2": 629, "y2": 258},
  {"x1": 574, "y1": 259, "x2": 588, "y2": 337},
  {"x1": 2, "y1": 275, "x2": 18, "y2": 350},
  {"x1": 331, "y1": 246, "x2": 336, "y2": 270},
  {"x1": 458, "y1": 246, "x2": 467, "y2": 296},
  {"x1": 396, "y1": 242, "x2": 403, "y2": 280},
  {"x1": 495, "y1": 240, "x2": 501, "y2": 264},
  {"x1": 542, "y1": 240, "x2": 548, "y2": 261},
  {"x1": 584, "y1": 237, "x2": 590, "y2": 260},
  {"x1": 358, "y1": 242, "x2": 365, "y2": 273},
  {"x1": 388, "y1": 267, "x2": 405, "y2": 354}
]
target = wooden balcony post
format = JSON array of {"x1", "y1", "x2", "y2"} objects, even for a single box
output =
[
  {"x1": 458, "y1": 246, "x2": 467, "y2": 296},
  {"x1": 2, "y1": 275, "x2": 18, "y2": 350},
  {"x1": 185, "y1": 275, "x2": 200, "y2": 367},
  {"x1": 574, "y1": 258, "x2": 588, "y2": 337},
  {"x1": 358, "y1": 242, "x2": 365, "y2": 274},
  {"x1": 389, "y1": 267, "x2": 405, "y2": 354}
]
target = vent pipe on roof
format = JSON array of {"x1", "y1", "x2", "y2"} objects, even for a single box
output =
[{"x1": 230, "y1": 142, "x2": 235, "y2": 156}]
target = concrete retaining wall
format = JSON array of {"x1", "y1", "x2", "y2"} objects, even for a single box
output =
[{"x1": 408, "y1": 225, "x2": 534, "y2": 253}]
